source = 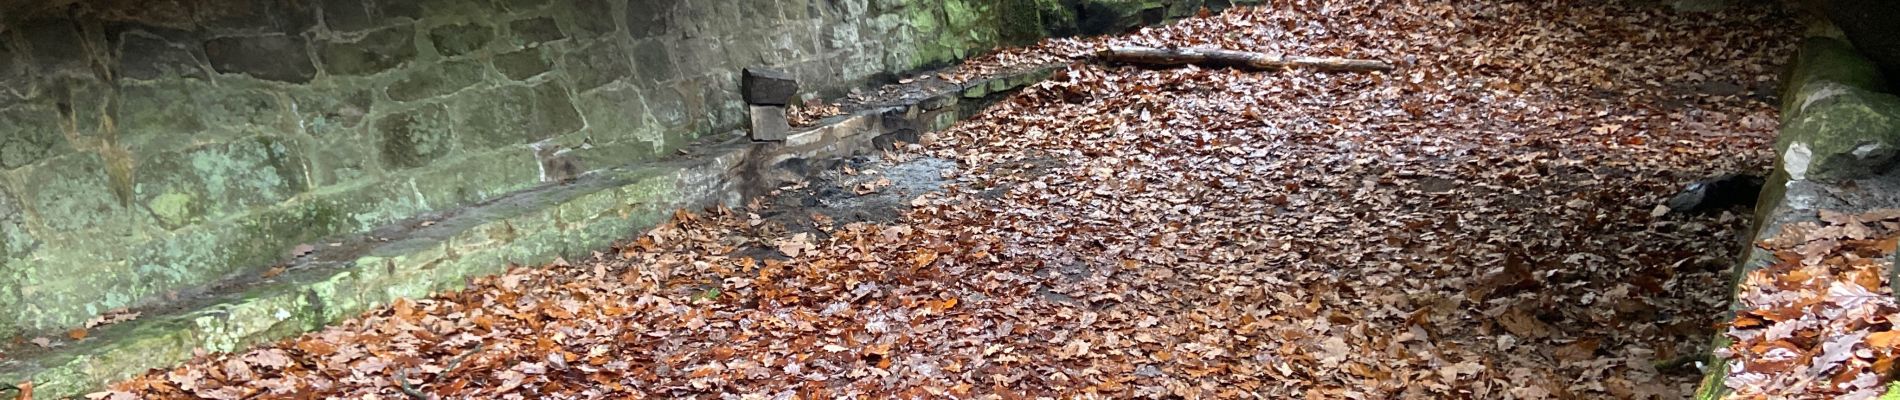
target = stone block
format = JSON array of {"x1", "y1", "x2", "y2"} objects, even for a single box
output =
[
  {"x1": 0, "y1": 38, "x2": 29, "y2": 102},
  {"x1": 630, "y1": 40, "x2": 679, "y2": 82},
  {"x1": 387, "y1": 59, "x2": 487, "y2": 102},
  {"x1": 290, "y1": 87, "x2": 373, "y2": 139},
  {"x1": 195, "y1": 86, "x2": 290, "y2": 135},
  {"x1": 319, "y1": 26, "x2": 418, "y2": 76},
  {"x1": 625, "y1": 0, "x2": 680, "y2": 38},
  {"x1": 409, "y1": 148, "x2": 541, "y2": 208},
  {"x1": 742, "y1": 67, "x2": 799, "y2": 105},
  {"x1": 23, "y1": 153, "x2": 142, "y2": 234},
  {"x1": 0, "y1": 104, "x2": 67, "y2": 170},
  {"x1": 494, "y1": 47, "x2": 553, "y2": 81},
  {"x1": 135, "y1": 137, "x2": 310, "y2": 226},
  {"x1": 429, "y1": 23, "x2": 495, "y2": 57},
  {"x1": 47, "y1": 77, "x2": 114, "y2": 139},
  {"x1": 20, "y1": 19, "x2": 92, "y2": 77},
  {"x1": 375, "y1": 103, "x2": 456, "y2": 169},
  {"x1": 452, "y1": 82, "x2": 583, "y2": 149},
  {"x1": 643, "y1": 83, "x2": 691, "y2": 128},
  {"x1": 560, "y1": 41, "x2": 634, "y2": 91},
  {"x1": 193, "y1": 0, "x2": 318, "y2": 35},
  {"x1": 0, "y1": 186, "x2": 35, "y2": 261},
  {"x1": 319, "y1": 0, "x2": 422, "y2": 32},
  {"x1": 115, "y1": 83, "x2": 209, "y2": 149},
  {"x1": 739, "y1": 0, "x2": 782, "y2": 23},
  {"x1": 498, "y1": 0, "x2": 553, "y2": 12},
  {"x1": 320, "y1": 0, "x2": 376, "y2": 32},
  {"x1": 115, "y1": 31, "x2": 207, "y2": 81},
  {"x1": 672, "y1": 38, "x2": 729, "y2": 77},
  {"x1": 303, "y1": 133, "x2": 379, "y2": 187},
  {"x1": 567, "y1": 0, "x2": 619, "y2": 37},
  {"x1": 577, "y1": 83, "x2": 657, "y2": 145},
  {"x1": 676, "y1": 0, "x2": 740, "y2": 39},
  {"x1": 204, "y1": 35, "x2": 317, "y2": 83},
  {"x1": 749, "y1": 105, "x2": 790, "y2": 141},
  {"x1": 510, "y1": 17, "x2": 567, "y2": 47},
  {"x1": 781, "y1": 0, "x2": 815, "y2": 20}
]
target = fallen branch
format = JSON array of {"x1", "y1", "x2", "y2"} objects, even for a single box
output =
[{"x1": 1097, "y1": 46, "x2": 1394, "y2": 73}]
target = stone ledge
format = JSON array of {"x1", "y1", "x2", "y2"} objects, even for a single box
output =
[
  {"x1": 0, "y1": 59, "x2": 1065, "y2": 398},
  {"x1": 1696, "y1": 29, "x2": 1900, "y2": 400},
  {"x1": 0, "y1": 139, "x2": 752, "y2": 398}
]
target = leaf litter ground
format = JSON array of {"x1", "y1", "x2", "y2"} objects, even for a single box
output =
[{"x1": 106, "y1": 1, "x2": 1811, "y2": 399}]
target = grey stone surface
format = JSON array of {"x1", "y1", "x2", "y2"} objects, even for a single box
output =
[
  {"x1": 743, "y1": 67, "x2": 798, "y2": 105},
  {"x1": 387, "y1": 59, "x2": 486, "y2": 102},
  {"x1": 204, "y1": 35, "x2": 317, "y2": 83},
  {"x1": 452, "y1": 82, "x2": 583, "y2": 149},
  {"x1": 319, "y1": 26, "x2": 419, "y2": 76},
  {"x1": 376, "y1": 103, "x2": 456, "y2": 169},
  {"x1": 510, "y1": 17, "x2": 567, "y2": 46},
  {"x1": 20, "y1": 19, "x2": 91, "y2": 76},
  {"x1": 568, "y1": 0, "x2": 619, "y2": 37},
  {"x1": 116, "y1": 31, "x2": 208, "y2": 81},
  {"x1": 493, "y1": 47, "x2": 553, "y2": 80},
  {"x1": 321, "y1": 0, "x2": 423, "y2": 32},
  {"x1": 0, "y1": 105, "x2": 64, "y2": 169},
  {"x1": 429, "y1": 23, "x2": 495, "y2": 57},
  {"x1": 629, "y1": 40, "x2": 678, "y2": 82},
  {"x1": 749, "y1": 104, "x2": 789, "y2": 141},
  {"x1": 0, "y1": 36, "x2": 28, "y2": 102},
  {"x1": 561, "y1": 40, "x2": 633, "y2": 91},
  {"x1": 624, "y1": 0, "x2": 679, "y2": 38}
]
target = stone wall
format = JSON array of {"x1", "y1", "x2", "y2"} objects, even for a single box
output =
[
  {"x1": 0, "y1": 0, "x2": 1075, "y2": 340},
  {"x1": 1693, "y1": 21, "x2": 1900, "y2": 400},
  {"x1": 0, "y1": 0, "x2": 1245, "y2": 342}
]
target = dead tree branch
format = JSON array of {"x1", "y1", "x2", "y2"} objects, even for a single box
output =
[{"x1": 1098, "y1": 46, "x2": 1394, "y2": 73}]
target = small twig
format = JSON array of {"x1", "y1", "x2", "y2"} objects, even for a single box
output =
[
  {"x1": 2, "y1": 381, "x2": 30, "y2": 400},
  {"x1": 393, "y1": 344, "x2": 484, "y2": 400},
  {"x1": 442, "y1": 344, "x2": 486, "y2": 374},
  {"x1": 395, "y1": 368, "x2": 431, "y2": 400}
]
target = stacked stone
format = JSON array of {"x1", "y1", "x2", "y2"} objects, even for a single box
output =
[{"x1": 744, "y1": 68, "x2": 797, "y2": 141}]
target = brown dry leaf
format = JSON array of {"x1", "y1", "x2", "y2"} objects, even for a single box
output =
[
  {"x1": 1497, "y1": 307, "x2": 1553, "y2": 339},
  {"x1": 105, "y1": 2, "x2": 1801, "y2": 398},
  {"x1": 1868, "y1": 331, "x2": 1900, "y2": 350}
]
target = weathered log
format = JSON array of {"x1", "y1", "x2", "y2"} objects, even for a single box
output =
[{"x1": 1098, "y1": 46, "x2": 1395, "y2": 73}]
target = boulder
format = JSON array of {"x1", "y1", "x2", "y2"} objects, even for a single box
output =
[
  {"x1": 1778, "y1": 82, "x2": 1900, "y2": 182},
  {"x1": 1781, "y1": 37, "x2": 1887, "y2": 116}
]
